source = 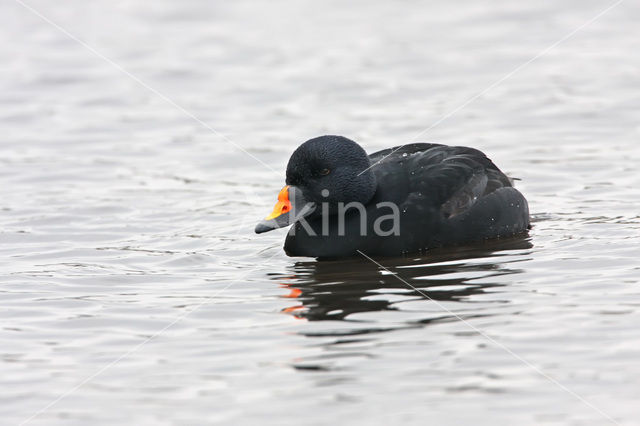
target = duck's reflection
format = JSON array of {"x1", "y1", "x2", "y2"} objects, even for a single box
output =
[{"x1": 272, "y1": 236, "x2": 533, "y2": 324}]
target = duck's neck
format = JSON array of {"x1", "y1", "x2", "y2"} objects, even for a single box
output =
[{"x1": 341, "y1": 166, "x2": 377, "y2": 206}]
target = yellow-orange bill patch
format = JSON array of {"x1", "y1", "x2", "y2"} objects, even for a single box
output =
[{"x1": 264, "y1": 185, "x2": 291, "y2": 220}]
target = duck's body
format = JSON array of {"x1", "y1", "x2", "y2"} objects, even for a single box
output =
[{"x1": 256, "y1": 136, "x2": 530, "y2": 258}]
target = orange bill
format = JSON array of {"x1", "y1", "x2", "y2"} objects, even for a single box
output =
[
  {"x1": 255, "y1": 184, "x2": 315, "y2": 234},
  {"x1": 264, "y1": 185, "x2": 291, "y2": 220}
]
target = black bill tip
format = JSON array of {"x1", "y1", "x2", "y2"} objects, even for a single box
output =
[{"x1": 255, "y1": 221, "x2": 275, "y2": 234}]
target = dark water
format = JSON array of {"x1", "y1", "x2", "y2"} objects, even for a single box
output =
[{"x1": 1, "y1": 0, "x2": 639, "y2": 424}]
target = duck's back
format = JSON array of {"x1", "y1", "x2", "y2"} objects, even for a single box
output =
[
  {"x1": 284, "y1": 143, "x2": 530, "y2": 258},
  {"x1": 369, "y1": 143, "x2": 513, "y2": 210}
]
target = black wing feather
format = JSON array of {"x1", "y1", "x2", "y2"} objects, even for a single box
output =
[{"x1": 369, "y1": 143, "x2": 513, "y2": 216}]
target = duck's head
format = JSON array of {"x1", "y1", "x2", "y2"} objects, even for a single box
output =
[{"x1": 255, "y1": 135, "x2": 377, "y2": 234}]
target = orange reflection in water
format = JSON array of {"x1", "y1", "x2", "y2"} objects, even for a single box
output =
[{"x1": 279, "y1": 280, "x2": 306, "y2": 319}]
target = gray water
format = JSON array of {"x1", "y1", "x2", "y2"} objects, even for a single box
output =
[{"x1": 1, "y1": 0, "x2": 639, "y2": 424}]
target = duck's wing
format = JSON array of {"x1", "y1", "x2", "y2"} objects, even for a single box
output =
[
  {"x1": 440, "y1": 172, "x2": 489, "y2": 218},
  {"x1": 370, "y1": 144, "x2": 514, "y2": 218},
  {"x1": 368, "y1": 143, "x2": 444, "y2": 165},
  {"x1": 419, "y1": 146, "x2": 514, "y2": 218}
]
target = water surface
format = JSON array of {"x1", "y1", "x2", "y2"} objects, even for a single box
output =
[{"x1": 1, "y1": 0, "x2": 639, "y2": 424}]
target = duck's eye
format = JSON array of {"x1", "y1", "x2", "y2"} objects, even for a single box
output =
[{"x1": 319, "y1": 168, "x2": 331, "y2": 176}]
